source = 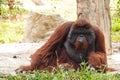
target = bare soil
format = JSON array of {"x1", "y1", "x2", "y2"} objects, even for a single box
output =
[{"x1": 0, "y1": 42, "x2": 120, "y2": 75}]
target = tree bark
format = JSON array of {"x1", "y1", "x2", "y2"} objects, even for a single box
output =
[{"x1": 77, "y1": 0, "x2": 112, "y2": 54}]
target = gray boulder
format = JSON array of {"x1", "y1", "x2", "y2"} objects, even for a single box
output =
[{"x1": 22, "y1": 12, "x2": 65, "y2": 42}]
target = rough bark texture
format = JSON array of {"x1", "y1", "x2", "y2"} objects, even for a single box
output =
[{"x1": 77, "y1": 0, "x2": 112, "y2": 54}]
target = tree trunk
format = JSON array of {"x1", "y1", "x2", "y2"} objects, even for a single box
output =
[{"x1": 77, "y1": 0, "x2": 112, "y2": 54}]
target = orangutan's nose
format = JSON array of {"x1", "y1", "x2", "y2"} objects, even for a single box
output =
[{"x1": 77, "y1": 35, "x2": 85, "y2": 44}]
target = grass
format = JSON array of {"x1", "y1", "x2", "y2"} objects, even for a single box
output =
[
  {"x1": 0, "y1": 62, "x2": 120, "y2": 80},
  {"x1": 0, "y1": 66, "x2": 120, "y2": 80},
  {"x1": 1, "y1": 20, "x2": 119, "y2": 44},
  {"x1": 0, "y1": 21, "x2": 24, "y2": 44},
  {"x1": 111, "y1": 17, "x2": 120, "y2": 41},
  {"x1": 111, "y1": 32, "x2": 120, "y2": 41}
]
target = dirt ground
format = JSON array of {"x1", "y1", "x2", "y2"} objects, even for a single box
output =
[{"x1": 0, "y1": 42, "x2": 120, "y2": 75}]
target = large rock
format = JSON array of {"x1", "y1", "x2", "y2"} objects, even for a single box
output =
[{"x1": 22, "y1": 12, "x2": 65, "y2": 42}]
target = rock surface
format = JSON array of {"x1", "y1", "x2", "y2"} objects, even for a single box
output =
[
  {"x1": 0, "y1": 42, "x2": 120, "y2": 75},
  {"x1": 22, "y1": 12, "x2": 64, "y2": 42}
]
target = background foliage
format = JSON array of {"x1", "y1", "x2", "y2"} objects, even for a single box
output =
[
  {"x1": 0, "y1": 0, "x2": 27, "y2": 18},
  {"x1": 0, "y1": 0, "x2": 27, "y2": 44},
  {"x1": 111, "y1": 0, "x2": 120, "y2": 41},
  {"x1": 0, "y1": 0, "x2": 120, "y2": 43}
]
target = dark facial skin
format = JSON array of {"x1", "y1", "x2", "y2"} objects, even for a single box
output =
[
  {"x1": 64, "y1": 26, "x2": 95, "y2": 63},
  {"x1": 77, "y1": 34, "x2": 85, "y2": 44}
]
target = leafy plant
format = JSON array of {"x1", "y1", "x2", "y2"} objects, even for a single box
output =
[
  {"x1": 0, "y1": 0, "x2": 27, "y2": 18},
  {"x1": 116, "y1": 0, "x2": 120, "y2": 17}
]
